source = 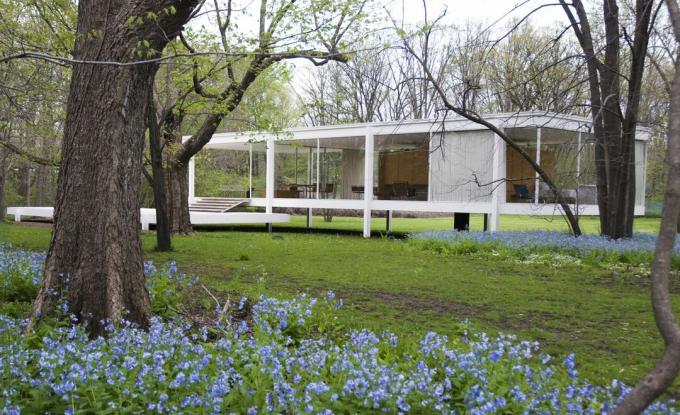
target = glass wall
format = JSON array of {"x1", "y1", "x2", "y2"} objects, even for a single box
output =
[
  {"x1": 195, "y1": 148, "x2": 250, "y2": 198},
  {"x1": 250, "y1": 142, "x2": 267, "y2": 198},
  {"x1": 274, "y1": 137, "x2": 365, "y2": 199},
  {"x1": 505, "y1": 129, "x2": 597, "y2": 205},
  {"x1": 375, "y1": 134, "x2": 429, "y2": 201},
  {"x1": 535, "y1": 139, "x2": 579, "y2": 203}
]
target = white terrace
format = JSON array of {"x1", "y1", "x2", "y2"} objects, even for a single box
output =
[{"x1": 190, "y1": 111, "x2": 650, "y2": 237}]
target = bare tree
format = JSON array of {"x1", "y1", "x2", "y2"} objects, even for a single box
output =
[
  {"x1": 560, "y1": 0, "x2": 657, "y2": 239},
  {"x1": 613, "y1": 2, "x2": 680, "y2": 411},
  {"x1": 395, "y1": 12, "x2": 583, "y2": 236},
  {"x1": 301, "y1": 44, "x2": 391, "y2": 125}
]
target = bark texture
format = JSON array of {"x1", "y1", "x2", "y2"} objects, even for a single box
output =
[
  {"x1": 165, "y1": 162, "x2": 192, "y2": 233},
  {"x1": 613, "y1": 1, "x2": 680, "y2": 411},
  {"x1": 0, "y1": 148, "x2": 6, "y2": 219},
  {"x1": 31, "y1": 0, "x2": 197, "y2": 336},
  {"x1": 160, "y1": 110, "x2": 192, "y2": 233},
  {"x1": 147, "y1": 90, "x2": 172, "y2": 251}
]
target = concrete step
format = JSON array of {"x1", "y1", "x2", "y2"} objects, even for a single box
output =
[{"x1": 189, "y1": 197, "x2": 249, "y2": 213}]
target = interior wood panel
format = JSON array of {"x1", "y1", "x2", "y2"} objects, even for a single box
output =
[
  {"x1": 378, "y1": 149, "x2": 428, "y2": 187},
  {"x1": 505, "y1": 146, "x2": 556, "y2": 201}
]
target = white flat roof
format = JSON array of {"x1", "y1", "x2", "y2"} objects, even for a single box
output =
[{"x1": 189, "y1": 111, "x2": 651, "y2": 150}]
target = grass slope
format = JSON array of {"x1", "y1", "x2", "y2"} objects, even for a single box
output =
[{"x1": 0, "y1": 215, "x2": 675, "y2": 394}]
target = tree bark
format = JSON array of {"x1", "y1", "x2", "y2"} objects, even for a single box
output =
[
  {"x1": 0, "y1": 148, "x2": 6, "y2": 219},
  {"x1": 612, "y1": 2, "x2": 680, "y2": 410},
  {"x1": 30, "y1": 0, "x2": 198, "y2": 336},
  {"x1": 147, "y1": 90, "x2": 172, "y2": 251},
  {"x1": 165, "y1": 161, "x2": 192, "y2": 234},
  {"x1": 159, "y1": 109, "x2": 193, "y2": 234}
]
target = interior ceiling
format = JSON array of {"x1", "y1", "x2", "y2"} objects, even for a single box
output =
[
  {"x1": 278, "y1": 133, "x2": 430, "y2": 151},
  {"x1": 506, "y1": 127, "x2": 593, "y2": 144}
]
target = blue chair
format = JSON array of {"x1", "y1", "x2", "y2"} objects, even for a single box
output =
[{"x1": 512, "y1": 184, "x2": 535, "y2": 202}]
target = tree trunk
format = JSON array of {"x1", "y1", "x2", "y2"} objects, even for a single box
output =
[
  {"x1": 30, "y1": 0, "x2": 198, "y2": 337},
  {"x1": 612, "y1": 1, "x2": 680, "y2": 408},
  {"x1": 165, "y1": 160, "x2": 192, "y2": 234},
  {"x1": 561, "y1": 0, "x2": 654, "y2": 239},
  {"x1": 147, "y1": 90, "x2": 172, "y2": 251},
  {"x1": 0, "y1": 148, "x2": 6, "y2": 220},
  {"x1": 160, "y1": 110, "x2": 193, "y2": 234}
]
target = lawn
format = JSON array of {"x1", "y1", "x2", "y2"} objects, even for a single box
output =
[
  {"x1": 237, "y1": 212, "x2": 662, "y2": 235},
  {"x1": 0, "y1": 214, "x2": 675, "y2": 396}
]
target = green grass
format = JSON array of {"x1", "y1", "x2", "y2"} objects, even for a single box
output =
[
  {"x1": 236, "y1": 213, "x2": 661, "y2": 235},
  {"x1": 0, "y1": 215, "x2": 675, "y2": 395}
]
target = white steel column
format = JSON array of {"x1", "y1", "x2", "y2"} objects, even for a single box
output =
[
  {"x1": 576, "y1": 130, "x2": 581, "y2": 182},
  {"x1": 490, "y1": 132, "x2": 505, "y2": 232},
  {"x1": 534, "y1": 127, "x2": 542, "y2": 204},
  {"x1": 363, "y1": 127, "x2": 374, "y2": 238},
  {"x1": 248, "y1": 143, "x2": 253, "y2": 198},
  {"x1": 265, "y1": 137, "x2": 275, "y2": 214},
  {"x1": 188, "y1": 156, "x2": 196, "y2": 204},
  {"x1": 316, "y1": 138, "x2": 320, "y2": 199},
  {"x1": 427, "y1": 131, "x2": 433, "y2": 201},
  {"x1": 307, "y1": 147, "x2": 312, "y2": 185}
]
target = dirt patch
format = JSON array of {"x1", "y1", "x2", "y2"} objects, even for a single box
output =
[{"x1": 593, "y1": 269, "x2": 680, "y2": 294}]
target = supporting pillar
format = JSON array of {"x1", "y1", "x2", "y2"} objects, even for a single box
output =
[
  {"x1": 316, "y1": 138, "x2": 320, "y2": 198},
  {"x1": 248, "y1": 143, "x2": 253, "y2": 198},
  {"x1": 188, "y1": 156, "x2": 196, "y2": 204},
  {"x1": 576, "y1": 130, "x2": 581, "y2": 207},
  {"x1": 576, "y1": 130, "x2": 582, "y2": 181},
  {"x1": 489, "y1": 132, "x2": 505, "y2": 232},
  {"x1": 534, "y1": 127, "x2": 541, "y2": 204},
  {"x1": 386, "y1": 210, "x2": 393, "y2": 233},
  {"x1": 265, "y1": 136, "x2": 275, "y2": 215},
  {"x1": 454, "y1": 212, "x2": 470, "y2": 231},
  {"x1": 307, "y1": 208, "x2": 313, "y2": 228},
  {"x1": 363, "y1": 127, "x2": 374, "y2": 238}
]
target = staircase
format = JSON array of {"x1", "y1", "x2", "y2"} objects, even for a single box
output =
[{"x1": 189, "y1": 197, "x2": 249, "y2": 213}]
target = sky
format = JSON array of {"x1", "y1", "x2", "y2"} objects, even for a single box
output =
[
  {"x1": 390, "y1": 0, "x2": 571, "y2": 27},
  {"x1": 187, "y1": 0, "x2": 579, "y2": 90}
]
